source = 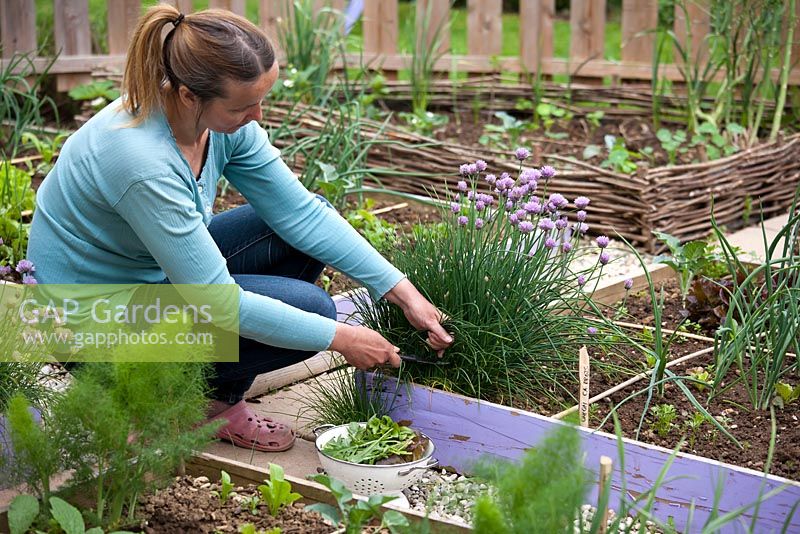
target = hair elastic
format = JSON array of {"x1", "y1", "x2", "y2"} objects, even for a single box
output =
[{"x1": 172, "y1": 13, "x2": 185, "y2": 28}]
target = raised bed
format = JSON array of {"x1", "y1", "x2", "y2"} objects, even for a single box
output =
[{"x1": 336, "y1": 266, "x2": 799, "y2": 531}]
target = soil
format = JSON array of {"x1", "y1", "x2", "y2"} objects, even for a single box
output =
[
  {"x1": 410, "y1": 108, "x2": 705, "y2": 169},
  {"x1": 136, "y1": 475, "x2": 335, "y2": 533},
  {"x1": 591, "y1": 279, "x2": 800, "y2": 482}
]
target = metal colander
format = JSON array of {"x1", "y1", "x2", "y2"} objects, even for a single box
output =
[{"x1": 313, "y1": 423, "x2": 438, "y2": 496}]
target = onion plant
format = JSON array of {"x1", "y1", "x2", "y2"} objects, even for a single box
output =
[
  {"x1": 710, "y1": 192, "x2": 800, "y2": 411},
  {"x1": 408, "y1": 0, "x2": 450, "y2": 117},
  {"x1": 354, "y1": 151, "x2": 623, "y2": 409},
  {"x1": 276, "y1": 0, "x2": 347, "y2": 105}
]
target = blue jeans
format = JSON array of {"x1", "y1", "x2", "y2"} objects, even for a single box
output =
[{"x1": 204, "y1": 200, "x2": 337, "y2": 403}]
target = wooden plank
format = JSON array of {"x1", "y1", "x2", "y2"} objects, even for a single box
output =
[
  {"x1": 244, "y1": 351, "x2": 339, "y2": 398},
  {"x1": 673, "y1": 0, "x2": 710, "y2": 66},
  {"x1": 368, "y1": 374, "x2": 800, "y2": 532},
  {"x1": 569, "y1": 0, "x2": 607, "y2": 63},
  {"x1": 186, "y1": 453, "x2": 471, "y2": 533},
  {"x1": 0, "y1": 0, "x2": 37, "y2": 58},
  {"x1": 417, "y1": 0, "x2": 450, "y2": 54},
  {"x1": 520, "y1": 0, "x2": 555, "y2": 75},
  {"x1": 209, "y1": 0, "x2": 246, "y2": 16},
  {"x1": 54, "y1": 0, "x2": 93, "y2": 91},
  {"x1": 363, "y1": 0, "x2": 398, "y2": 55},
  {"x1": 260, "y1": 0, "x2": 293, "y2": 50},
  {"x1": 621, "y1": 0, "x2": 658, "y2": 63},
  {"x1": 107, "y1": 0, "x2": 142, "y2": 56},
  {"x1": 467, "y1": 0, "x2": 502, "y2": 57}
]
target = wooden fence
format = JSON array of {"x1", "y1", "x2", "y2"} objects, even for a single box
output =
[{"x1": 1, "y1": 0, "x2": 800, "y2": 92}]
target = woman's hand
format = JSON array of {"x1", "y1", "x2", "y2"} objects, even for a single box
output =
[
  {"x1": 329, "y1": 323, "x2": 402, "y2": 369},
  {"x1": 384, "y1": 279, "x2": 453, "y2": 356}
]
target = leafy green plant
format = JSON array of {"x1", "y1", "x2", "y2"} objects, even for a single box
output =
[
  {"x1": 7, "y1": 494, "x2": 136, "y2": 534},
  {"x1": 215, "y1": 470, "x2": 235, "y2": 504},
  {"x1": 257, "y1": 463, "x2": 302, "y2": 517},
  {"x1": 649, "y1": 403, "x2": 678, "y2": 437},
  {"x1": 599, "y1": 135, "x2": 639, "y2": 174},
  {"x1": 4, "y1": 321, "x2": 219, "y2": 530},
  {"x1": 321, "y1": 415, "x2": 424, "y2": 465},
  {"x1": 479, "y1": 111, "x2": 531, "y2": 148},
  {"x1": 306, "y1": 474, "x2": 408, "y2": 534},
  {"x1": 774, "y1": 382, "x2": 800, "y2": 407},
  {"x1": 239, "y1": 524, "x2": 280, "y2": 534},
  {"x1": 656, "y1": 128, "x2": 688, "y2": 165},
  {"x1": 0, "y1": 161, "x2": 37, "y2": 264},
  {"x1": 689, "y1": 122, "x2": 741, "y2": 161},
  {"x1": 68, "y1": 80, "x2": 120, "y2": 112},
  {"x1": 20, "y1": 132, "x2": 69, "y2": 177},
  {"x1": 472, "y1": 424, "x2": 589, "y2": 533},
  {"x1": 684, "y1": 411, "x2": 707, "y2": 449},
  {"x1": 585, "y1": 110, "x2": 604, "y2": 131},
  {"x1": 534, "y1": 102, "x2": 571, "y2": 139},
  {"x1": 653, "y1": 231, "x2": 725, "y2": 306},
  {"x1": 345, "y1": 201, "x2": 397, "y2": 254},
  {"x1": 397, "y1": 110, "x2": 448, "y2": 137},
  {"x1": 686, "y1": 366, "x2": 712, "y2": 392}
]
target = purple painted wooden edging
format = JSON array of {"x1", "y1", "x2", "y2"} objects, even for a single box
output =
[
  {"x1": 362, "y1": 373, "x2": 799, "y2": 533},
  {"x1": 335, "y1": 288, "x2": 798, "y2": 530}
]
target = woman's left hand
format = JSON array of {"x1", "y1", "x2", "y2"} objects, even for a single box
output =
[{"x1": 384, "y1": 279, "x2": 453, "y2": 356}]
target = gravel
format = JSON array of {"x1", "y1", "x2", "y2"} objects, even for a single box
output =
[{"x1": 404, "y1": 468, "x2": 662, "y2": 533}]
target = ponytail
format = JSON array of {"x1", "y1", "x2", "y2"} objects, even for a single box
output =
[
  {"x1": 122, "y1": 5, "x2": 182, "y2": 125},
  {"x1": 121, "y1": 6, "x2": 276, "y2": 126}
]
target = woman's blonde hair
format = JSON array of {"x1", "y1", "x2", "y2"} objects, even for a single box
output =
[{"x1": 121, "y1": 5, "x2": 276, "y2": 124}]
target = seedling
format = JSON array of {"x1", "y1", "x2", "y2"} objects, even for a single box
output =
[
  {"x1": 649, "y1": 403, "x2": 677, "y2": 437},
  {"x1": 687, "y1": 366, "x2": 712, "y2": 391},
  {"x1": 600, "y1": 135, "x2": 639, "y2": 174},
  {"x1": 479, "y1": 111, "x2": 531, "y2": 148},
  {"x1": 257, "y1": 463, "x2": 302, "y2": 517},
  {"x1": 214, "y1": 470, "x2": 235, "y2": 504},
  {"x1": 774, "y1": 382, "x2": 800, "y2": 408},
  {"x1": 306, "y1": 474, "x2": 408, "y2": 534},
  {"x1": 656, "y1": 128, "x2": 688, "y2": 165},
  {"x1": 684, "y1": 412, "x2": 707, "y2": 449}
]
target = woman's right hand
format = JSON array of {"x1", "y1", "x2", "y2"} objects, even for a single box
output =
[{"x1": 329, "y1": 323, "x2": 402, "y2": 370}]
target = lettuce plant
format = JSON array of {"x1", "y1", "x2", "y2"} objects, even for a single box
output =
[{"x1": 355, "y1": 150, "x2": 618, "y2": 408}]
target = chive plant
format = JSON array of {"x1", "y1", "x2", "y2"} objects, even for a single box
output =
[{"x1": 355, "y1": 151, "x2": 619, "y2": 409}]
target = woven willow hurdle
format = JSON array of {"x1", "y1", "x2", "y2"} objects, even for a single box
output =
[{"x1": 264, "y1": 84, "x2": 800, "y2": 252}]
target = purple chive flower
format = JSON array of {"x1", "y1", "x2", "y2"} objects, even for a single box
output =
[
  {"x1": 518, "y1": 221, "x2": 534, "y2": 234},
  {"x1": 577, "y1": 275, "x2": 587, "y2": 287},
  {"x1": 545, "y1": 237, "x2": 558, "y2": 248},
  {"x1": 596, "y1": 235, "x2": 610, "y2": 248},
  {"x1": 587, "y1": 327, "x2": 598, "y2": 335},
  {"x1": 478, "y1": 193, "x2": 494, "y2": 204},
  {"x1": 548, "y1": 193, "x2": 568, "y2": 209},
  {"x1": 485, "y1": 174, "x2": 497, "y2": 185},
  {"x1": 505, "y1": 200, "x2": 514, "y2": 210},
  {"x1": 467, "y1": 190, "x2": 475, "y2": 200},
  {"x1": 576, "y1": 210, "x2": 587, "y2": 222},
  {"x1": 450, "y1": 202, "x2": 461, "y2": 213},
  {"x1": 538, "y1": 219, "x2": 555, "y2": 231},
  {"x1": 475, "y1": 159, "x2": 487, "y2": 172},
  {"x1": 475, "y1": 218, "x2": 485, "y2": 229},
  {"x1": 515, "y1": 147, "x2": 531, "y2": 161},
  {"x1": 22, "y1": 274, "x2": 37, "y2": 285},
  {"x1": 459, "y1": 164, "x2": 470, "y2": 176},
  {"x1": 561, "y1": 241, "x2": 573, "y2": 253},
  {"x1": 0, "y1": 265, "x2": 11, "y2": 276},
  {"x1": 523, "y1": 201, "x2": 540, "y2": 214},
  {"x1": 0, "y1": 238, "x2": 3, "y2": 246},
  {"x1": 624, "y1": 278, "x2": 634, "y2": 290},
  {"x1": 467, "y1": 163, "x2": 479, "y2": 175},
  {"x1": 599, "y1": 251, "x2": 611, "y2": 265},
  {"x1": 540, "y1": 165, "x2": 556, "y2": 179},
  {"x1": 574, "y1": 196, "x2": 590, "y2": 209},
  {"x1": 457, "y1": 180, "x2": 468, "y2": 192},
  {"x1": 578, "y1": 223, "x2": 589, "y2": 234},
  {"x1": 457, "y1": 215, "x2": 469, "y2": 226},
  {"x1": 15, "y1": 259, "x2": 35, "y2": 274},
  {"x1": 475, "y1": 201, "x2": 486, "y2": 211},
  {"x1": 509, "y1": 213, "x2": 519, "y2": 225},
  {"x1": 515, "y1": 209, "x2": 528, "y2": 221},
  {"x1": 555, "y1": 217, "x2": 568, "y2": 230}
]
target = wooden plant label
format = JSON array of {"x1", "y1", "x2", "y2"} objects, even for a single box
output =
[
  {"x1": 598, "y1": 455, "x2": 613, "y2": 534},
  {"x1": 579, "y1": 346, "x2": 590, "y2": 427}
]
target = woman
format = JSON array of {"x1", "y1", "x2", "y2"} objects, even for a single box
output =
[{"x1": 27, "y1": 6, "x2": 451, "y2": 452}]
